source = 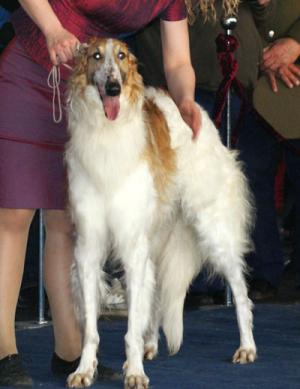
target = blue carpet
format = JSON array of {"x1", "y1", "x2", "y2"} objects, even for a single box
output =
[{"x1": 13, "y1": 304, "x2": 300, "y2": 389}]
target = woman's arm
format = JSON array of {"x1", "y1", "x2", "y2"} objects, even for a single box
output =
[
  {"x1": 160, "y1": 18, "x2": 201, "y2": 137},
  {"x1": 19, "y1": 0, "x2": 79, "y2": 65}
]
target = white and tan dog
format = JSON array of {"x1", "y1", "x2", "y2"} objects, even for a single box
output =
[{"x1": 65, "y1": 38, "x2": 256, "y2": 389}]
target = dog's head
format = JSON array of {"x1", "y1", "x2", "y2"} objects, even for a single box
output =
[{"x1": 69, "y1": 38, "x2": 144, "y2": 121}]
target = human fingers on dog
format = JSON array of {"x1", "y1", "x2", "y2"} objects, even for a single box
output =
[
  {"x1": 178, "y1": 99, "x2": 202, "y2": 139},
  {"x1": 55, "y1": 47, "x2": 69, "y2": 64},
  {"x1": 52, "y1": 40, "x2": 79, "y2": 65},
  {"x1": 59, "y1": 44, "x2": 74, "y2": 62},
  {"x1": 46, "y1": 27, "x2": 80, "y2": 65}
]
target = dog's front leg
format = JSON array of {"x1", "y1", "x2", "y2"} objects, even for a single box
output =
[
  {"x1": 122, "y1": 235, "x2": 155, "y2": 389},
  {"x1": 67, "y1": 229, "x2": 107, "y2": 388}
]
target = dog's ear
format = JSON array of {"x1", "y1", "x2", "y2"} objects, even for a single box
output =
[
  {"x1": 75, "y1": 42, "x2": 90, "y2": 58},
  {"x1": 71, "y1": 43, "x2": 90, "y2": 78},
  {"x1": 128, "y1": 50, "x2": 138, "y2": 66}
]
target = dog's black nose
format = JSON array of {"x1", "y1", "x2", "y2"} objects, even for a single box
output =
[{"x1": 105, "y1": 80, "x2": 121, "y2": 97}]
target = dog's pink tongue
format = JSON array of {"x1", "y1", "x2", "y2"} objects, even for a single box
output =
[{"x1": 102, "y1": 96, "x2": 120, "y2": 121}]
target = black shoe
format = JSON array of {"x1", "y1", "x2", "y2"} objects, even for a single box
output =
[
  {"x1": 0, "y1": 354, "x2": 33, "y2": 387},
  {"x1": 51, "y1": 352, "x2": 122, "y2": 381},
  {"x1": 249, "y1": 279, "x2": 278, "y2": 301},
  {"x1": 51, "y1": 352, "x2": 80, "y2": 377}
]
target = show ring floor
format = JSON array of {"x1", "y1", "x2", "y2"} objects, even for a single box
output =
[{"x1": 13, "y1": 303, "x2": 300, "y2": 389}]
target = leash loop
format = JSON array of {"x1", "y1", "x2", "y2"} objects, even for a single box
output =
[
  {"x1": 47, "y1": 63, "x2": 73, "y2": 124},
  {"x1": 47, "y1": 65, "x2": 62, "y2": 124}
]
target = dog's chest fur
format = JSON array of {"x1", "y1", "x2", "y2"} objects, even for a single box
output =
[{"x1": 67, "y1": 89, "x2": 179, "y2": 224}]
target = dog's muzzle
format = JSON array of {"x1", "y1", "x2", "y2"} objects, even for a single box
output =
[
  {"x1": 105, "y1": 80, "x2": 121, "y2": 97},
  {"x1": 96, "y1": 79, "x2": 121, "y2": 121}
]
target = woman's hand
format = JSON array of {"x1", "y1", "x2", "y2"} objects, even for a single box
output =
[
  {"x1": 277, "y1": 64, "x2": 300, "y2": 89},
  {"x1": 261, "y1": 38, "x2": 300, "y2": 72},
  {"x1": 45, "y1": 26, "x2": 80, "y2": 65},
  {"x1": 266, "y1": 65, "x2": 300, "y2": 92},
  {"x1": 178, "y1": 98, "x2": 201, "y2": 139},
  {"x1": 18, "y1": 0, "x2": 80, "y2": 65},
  {"x1": 261, "y1": 37, "x2": 300, "y2": 91}
]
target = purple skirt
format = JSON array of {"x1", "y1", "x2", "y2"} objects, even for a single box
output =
[{"x1": 0, "y1": 38, "x2": 71, "y2": 209}]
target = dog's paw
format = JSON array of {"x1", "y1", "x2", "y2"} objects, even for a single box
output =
[
  {"x1": 124, "y1": 374, "x2": 149, "y2": 389},
  {"x1": 67, "y1": 369, "x2": 96, "y2": 388},
  {"x1": 144, "y1": 344, "x2": 158, "y2": 360},
  {"x1": 232, "y1": 347, "x2": 257, "y2": 364},
  {"x1": 122, "y1": 360, "x2": 128, "y2": 373}
]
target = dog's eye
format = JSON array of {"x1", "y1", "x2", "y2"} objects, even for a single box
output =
[
  {"x1": 93, "y1": 52, "x2": 102, "y2": 61},
  {"x1": 118, "y1": 51, "x2": 126, "y2": 60}
]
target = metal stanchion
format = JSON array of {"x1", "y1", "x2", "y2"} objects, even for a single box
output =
[
  {"x1": 221, "y1": 16, "x2": 238, "y2": 307},
  {"x1": 16, "y1": 210, "x2": 49, "y2": 330},
  {"x1": 38, "y1": 209, "x2": 48, "y2": 324}
]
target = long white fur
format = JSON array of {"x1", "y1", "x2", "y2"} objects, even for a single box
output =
[{"x1": 65, "y1": 38, "x2": 257, "y2": 389}]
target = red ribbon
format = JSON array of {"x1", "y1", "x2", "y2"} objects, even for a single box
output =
[{"x1": 213, "y1": 33, "x2": 248, "y2": 145}]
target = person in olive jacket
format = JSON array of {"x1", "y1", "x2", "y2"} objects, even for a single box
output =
[
  {"x1": 135, "y1": 0, "x2": 284, "y2": 301},
  {"x1": 254, "y1": 0, "x2": 300, "y2": 289}
]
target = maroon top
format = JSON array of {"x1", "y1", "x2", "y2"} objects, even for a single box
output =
[
  {"x1": 12, "y1": 0, "x2": 186, "y2": 79},
  {"x1": 0, "y1": 0, "x2": 186, "y2": 209}
]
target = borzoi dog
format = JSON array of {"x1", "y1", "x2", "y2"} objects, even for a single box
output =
[{"x1": 65, "y1": 37, "x2": 256, "y2": 388}]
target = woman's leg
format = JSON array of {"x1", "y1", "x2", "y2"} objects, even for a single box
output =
[
  {"x1": 0, "y1": 208, "x2": 35, "y2": 359},
  {"x1": 43, "y1": 209, "x2": 81, "y2": 361}
]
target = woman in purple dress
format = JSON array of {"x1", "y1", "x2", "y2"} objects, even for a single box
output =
[{"x1": 0, "y1": 0, "x2": 201, "y2": 386}]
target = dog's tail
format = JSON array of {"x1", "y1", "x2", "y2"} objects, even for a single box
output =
[{"x1": 158, "y1": 220, "x2": 201, "y2": 355}]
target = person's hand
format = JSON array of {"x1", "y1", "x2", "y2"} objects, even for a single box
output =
[
  {"x1": 45, "y1": 26, "x2": 80, "y2": 65},
  {"x1": 277, "y1": 64, "x2": 300, "y2": 89},
  {"x1": 178, "y1": 98, "x2": 201, "y2": 139},
  {"x1": 261, "y1": 38, "x2": 300, "y2": 72},
  {"x1": 265, "y1": 64, "x2": 300, "y2": 92},
  {"x1": 265, "y1": 69, "x2": 278, "y2": 92}
]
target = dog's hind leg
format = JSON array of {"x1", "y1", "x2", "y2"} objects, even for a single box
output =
[
  {"x1": 67, "y1": 207, "x2": 108, "y2": 388},
  {"x1": 179, "y1": 141, "x2": 257, "y2": 363},
  {"x1": 226, "y1": 267, "x2": 256, "y2": 364},
  {"x1": 192, "y1": 214, "x2": 257, "y2": 364},
  {"x1": 214, "y1": 257, "x2": 256, "y2": 364}
]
